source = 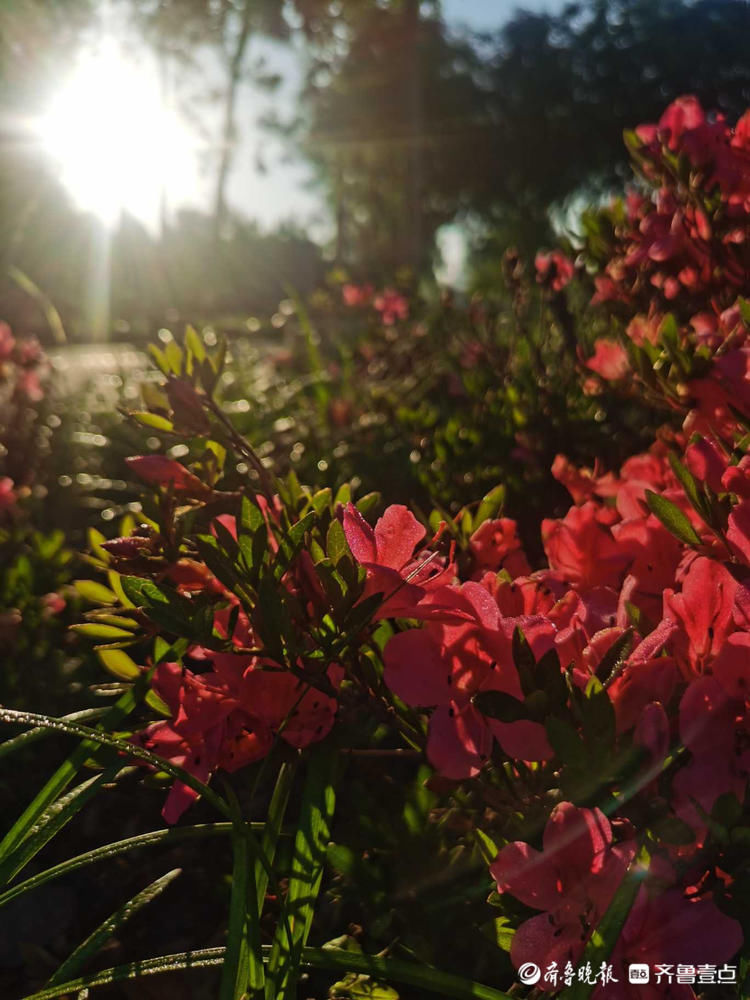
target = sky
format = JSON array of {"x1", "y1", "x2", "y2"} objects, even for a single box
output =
[{"x1": 442, "y1": 0, "x2": 559, "y2": 31}]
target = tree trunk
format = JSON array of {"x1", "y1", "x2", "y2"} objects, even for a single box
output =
[
  {"x1": 214, "y1": 0, "x2": 254, "y2": 238},
  {"x1": 402, "y1": 0, "x2": 423, "y2": 272}
]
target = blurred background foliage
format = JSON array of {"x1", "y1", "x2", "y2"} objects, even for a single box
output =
[{"x1": 2, "y1": 0, "x2": 750, "y2": 338}]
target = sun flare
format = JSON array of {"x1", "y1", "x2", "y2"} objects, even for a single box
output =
[{"x1": 36, "y1": 38, "x2": 200, "y2": 227}]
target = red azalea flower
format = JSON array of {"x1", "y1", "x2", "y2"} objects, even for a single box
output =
[
  {"x1": 672, "y1": 675, "x2": 750, "y2": 836},
  {"x1": 134, "y1": 655, "x2": 340, "y2": 823},
  {"x1": 468, "y1": 517, "x2": 531, "y2": 579},
  {"x1": 383, "y1": 581, "x2": 554, "y2": 777},
  {"x1": 585, "y1": 339, "x2": 629, "y2": 380},
  {"x1": 491, "y1": 803, "x2": 635, "y2": 985},
  {"x1": 662, "y1": 557, "x2": 738, "y2": 676},
  {"x1": 542, "y1": 502, "x2": 631, "y2": 592},
  {"x1": 373, "y1": 288, "x2": 409, "y2": 325},
  {"x1": 0, "y1": 322, "x2": 15, "y2": 361},
  {"x1": 0, "y1": 477, "x2": 16, "y2": 511},
  {"x1": 342, "y1": 502, "x2": 453, "y2": 617},
  {"x1": 126, "y1": 455, "x2": 211, "y2": 496},
  {"x1": 535, "y1": 250, "x2": 574, "y2": 291},
  {"x1": 598, "y1": 887, "x2": 743, "y2": 1000}
]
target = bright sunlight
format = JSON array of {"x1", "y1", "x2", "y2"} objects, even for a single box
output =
[{"x1": 35, "y1": 37, "x2": 201, "y2": 228}]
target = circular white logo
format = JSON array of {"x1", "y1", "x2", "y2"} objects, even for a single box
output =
[{"x1": 518, "y1": 962, "x2": 542, "y2": 985}]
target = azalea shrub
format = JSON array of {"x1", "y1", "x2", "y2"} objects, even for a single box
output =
[
  {"x1": 219, "y1": 268, "x2": 656, "y2": 550},
  {"x1": 3, "y1": 94, "x2": 750, "y2": 1000},
  {"x1": 0, "y1": 325, "x2": 84, "y2": 713}
]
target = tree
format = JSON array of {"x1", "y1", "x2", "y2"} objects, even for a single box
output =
[
  {"x1": 295, "y1": 0, "x2": 486, "y2": 275},
  {"x1": 293, "y1": 0, "x2": 750, "y2": 273},
  {"x1": 475, "y1": 0, "x2": 750, "y2": 244}
]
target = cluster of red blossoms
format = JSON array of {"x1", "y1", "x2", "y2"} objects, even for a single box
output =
[
  {"x1": 337, "y1": 98, "x2": 750, "y2": 992},
  {"x1": 341, "y1": 282, "x2": 409, "y2": 325},
  {"x1": 0, "y1": 322, "x2": 46, "y2": 406},
  {"x1": 590, "y1": 95, "x2": 750, "y2": 310},
  {"x1": 0, "y1": 323, "x2": 48, "y2": 514},
  {"x1": 114, "y1": 473, "x2": 343, "y2": 825},
  {"x1": 347, "y1": 428, "x2": 750, "y2": 990},
  {"x1": 105, "y1": 96, "x2": 750, "y2": 995}
]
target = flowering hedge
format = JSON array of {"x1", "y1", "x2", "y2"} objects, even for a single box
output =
[{"x1": 3, "y1": 95, "x2": 750, "y2": 998}]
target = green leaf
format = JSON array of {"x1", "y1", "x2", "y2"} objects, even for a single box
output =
[
  {"x1": 712, "y1": 792, "x2": 743, "y2": 830},
  {"x1": 355, "y1": 492, "x2": 381, "y2": 516},
  {"x1": 119, "y1": 576, "x2": 195, "y2": 634},
  {"x1": 73, "y1": 580, "x2": 118, "y2": 605},
  {"x1": 0, "y1": 708, "x2": 231, "y2": 822},
  {"x1": 146, "y1": 688, "x2": 172, "y2": 716},
  {"x1": 334, "y1": 484, "x2": 351, "y2": 506},
  {"x1": 130, "y1": 411, "x2": 175, "y2": 433},
  {"x1": 311, "y1": 488, "x2": 333, "y2": 515},
  {"x1": 275, "y1": 511, "x2": 317, "y2": 575},
  {"x1": 0, "y1": 823, "x2": 235, "y2": 910},
  {"x1": 545, "y1": 716, "x2": 587, "y2": 769},
  {"x1": 164, "y1": 338, "x2": 183, "y2": 374},
  {"x1": 483, "y1": 916, "x2": 514, "y2": 953},
  {"x1": 472, "y1": 691, "x2": 527, "y2": 723},
  {"x1": 651, "y1": 816, "x2": 695, "y2": 846},
  {"x1": 70, "y1": 623, "x2": 135, "y2": 640},
  {"x1": 0, "y1": 767, "x2": 122, "y2": 886},
  {"x1": 46, "y1": 869, "x2": 182, "y2": 986},
  {"x1": 302, "y1": 948, "x2": 512, "y2": 1000},
  {"x1": 185, "y1": 324, "x2": 207, "y2": 362},
  {"x1": 328, "y1": 972, "x2": 400, "y2": 999},
  {"x1": 737, "y1": 297, "x2": 750, "y2": 326},
  {"x1": 564, "y1": 848, "x2": 649, "y2": 1000},
  {"x1": 265, "y1": 745, "x2": 338, "y2": 1000},
  {"x1": 17, "y1": 946, "x2": 514, "y2": 1000},
  {"x1": 473, "y1": 829, "x2": 500, "y2": 866},
  {"x1": 580, "y1": 676, "x2": 616, "y2": 758},
  {"x1": 148, "y1": 343, "x2": 170, "y2": 376},
  {"x1": 475, "y1": 485, "x2": 505, "y2": 527},
  {"x1": 0, "y1": 676, "x2": 152, "y2": 868},
  {"x1": 220, "y1": 823, "x2": 264, "y2": 1000},
  {"x1": 512, "y1": 628, "x2": 536, "y2": 695},
  {"x1": 256, "y1": 762, "x2": 296, "y2": 909},
  {"x1": 668, "y1": 452, "x2": 712, "y2": 522},
  {"x1": 644, "y1": 490, "x2": 701, "y2": 546},
  {"x1": 257, "y1": 577, "x2": 292, "y2": 659},
  {"x1": 97, "y1": 648, "x2": 141, "y2": 680},
  {"x1": 327, "y1": 519, "x2": 350, "y2": 567},
  {"x1": 0, "y1": 709, "x2": 108, "y2": 762},
  {"x1": 596, "y1": 628, "x2": 634, "y2": 686}
]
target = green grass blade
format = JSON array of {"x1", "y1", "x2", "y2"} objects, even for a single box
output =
[
  {"x1": 0, "y1": 674, "x2": 152, "y2": 863},
  {"x1": 0, "y1": 766, "x2": 123, "y2": 886},
  {"x1": 0, "y1": 822, "x2": 242, "y2": 909},
  {"x1": 219, "y1": 761, "x2": 297, "y2": 999},
  {"x1": 21, "y1": 945, "x2": 514, "y2": 1000},
  {"x1": 46, "y1": 868, "x2": 182, "y2": 987},
  {"x1": 7, "y1": 265, "x2": 67, "y2": 344},
  {"x1": 0, "y1": 707, "x2": 231, "y2": 821},
  {"x1": 21, "y1": 948, "x2": 227, "y2": 999},
  {"x1": 0, "y1": 709, "x2": 109, "y2": 761},
  {"x1": 220, "y1": 823, "x2": 264, "y2": 1000},
  {"x1": 265, "y1": 744, "x2": 338, "y2": 1000},
  {"x1": 256, "y1": 761, "x2": 296, "y2": 910},
  {"x1": 287, "y1": 287, "x2": 329, "y2": 416},
  {"x1": 300, "y1": 947, "x2": 514, "y2": 1000}
]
